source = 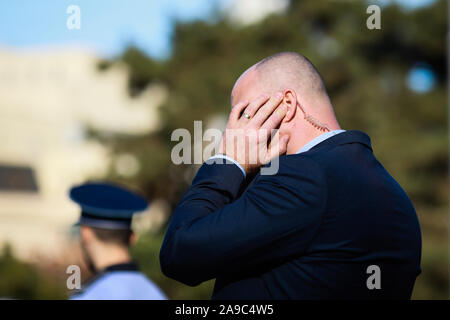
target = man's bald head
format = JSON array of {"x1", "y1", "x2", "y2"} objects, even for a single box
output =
[
  {"x1": 231, "y1": 52, "x2": 341, "y2": 154},
  {"x1": 255, "y1": 51, "x2": 329, "y2": 104},
  {"x1": 231, "y1": 52, "x2": 330, "y2": 108}
]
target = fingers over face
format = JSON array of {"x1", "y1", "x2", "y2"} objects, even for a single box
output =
[
  {"x1": 250, "y1": 92, "x2": 283, "y2": 127},
  {"x1": 261, "y1": 102, "x2": 288, "y2": 132},
  {"x1": 229, "y1": 100, "x2": 249, "y2": 123},
  {"x1": 241, "y1": 94, "x2": 270, "y2": 120}
]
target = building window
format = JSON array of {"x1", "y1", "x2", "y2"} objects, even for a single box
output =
[{"x1": 0, "y1": 165, "x2": 38, "y2": 192}]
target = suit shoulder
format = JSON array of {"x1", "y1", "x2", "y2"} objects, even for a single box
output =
[
  {"x1": 257, "y1": 154, "x2": 327, "y2": 195},
  {"x1": 275, "y1": 153, "x2": 325, "y2": 178}
]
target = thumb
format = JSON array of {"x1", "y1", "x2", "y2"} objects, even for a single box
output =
[{"x1": 265, "y1": 134, "x2": 290, "y2": 164}]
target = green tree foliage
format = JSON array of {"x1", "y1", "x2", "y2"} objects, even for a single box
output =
[
  {"x1": 98, "y1": 0, "x2": 447, "y2": 299},
  {"x1": 131, "y1": 231, "x2": 214, "y2": 299},
  {"x1": 0, "y1": 245, "x2": 67, "y2": 299}
]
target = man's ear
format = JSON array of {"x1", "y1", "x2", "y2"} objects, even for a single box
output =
[
  {"x1": 283, "y1": 89, "x2": 297, "y2": 122},
  {"x1": 80, "y1": 226, "x2": 95, "y2": 242},
  {"x1": 129, "y1": 232, "x2": 137, "y2": 246}
]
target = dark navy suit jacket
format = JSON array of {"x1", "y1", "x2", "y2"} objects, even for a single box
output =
[{"x1": 160, "y1": 130, "x2": 422, "y2": 299}]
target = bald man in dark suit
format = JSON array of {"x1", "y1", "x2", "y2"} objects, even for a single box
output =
[{"x1": 160, "y1": 52, "x2": 422, "y2": 299}]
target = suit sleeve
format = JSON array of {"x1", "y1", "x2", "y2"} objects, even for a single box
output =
[{"x1": 159, "y1": 156, "x2": 327, "y2": 286}]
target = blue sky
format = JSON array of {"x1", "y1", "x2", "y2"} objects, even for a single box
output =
[
  {"x1": 0, "y1": 0, "x2": 437, "y2": 60},
  {"x1": 0, "y1": 0, "x2": 224, "y2": 59}
]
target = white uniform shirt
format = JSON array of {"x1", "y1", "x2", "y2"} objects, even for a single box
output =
[{"x1": 71, "y1": 265, "x2": 167, "y2": 300}]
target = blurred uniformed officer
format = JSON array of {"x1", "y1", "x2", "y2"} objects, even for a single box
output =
[{"x1": 69, "y1": 182, "x2": 167, "y2": 300}]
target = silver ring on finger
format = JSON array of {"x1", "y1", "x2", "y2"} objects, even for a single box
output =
[{"x1": 242, "y1": 112, "x2": 251, "y2": 120}]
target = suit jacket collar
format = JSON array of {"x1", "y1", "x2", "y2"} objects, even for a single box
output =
[{"x1": 307, "y1": 130, "x2": 372, "y2": 152}]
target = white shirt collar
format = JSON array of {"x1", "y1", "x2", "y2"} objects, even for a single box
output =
[{"x1": 296, "y1": 130, "x2": 346, "y2": 154}]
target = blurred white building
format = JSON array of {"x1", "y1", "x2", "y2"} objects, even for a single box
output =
[
  {"x1": 0, "y1": 48, "x2": 166, "y2": 260},
  {"x1": 222, "y1": 0, "x2": 289, "y2": 26}
]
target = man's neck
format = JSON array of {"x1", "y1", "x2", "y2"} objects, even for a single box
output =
[
  {"x1": 91, "y1": 246, "x2": 132, "y2": 272},
  {"x1": 286, "y1": 127, "x2": 341, "y2": 155}
]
